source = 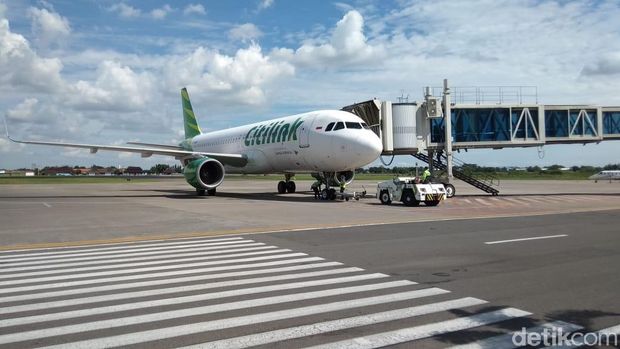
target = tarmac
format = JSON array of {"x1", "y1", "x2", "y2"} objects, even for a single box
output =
[
  {"x1": 1, "y1": 178, "x2": 620, "y2": 248},
  {"x1": 0, "y1": 179, "x2": 618, "y2": 347}
]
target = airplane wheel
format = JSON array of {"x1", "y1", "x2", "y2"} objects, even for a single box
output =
[
  {"x1": 196, "y1": 189, "x2": 206, "y2": 196},
  {"x1": 320, "y1": 189, "x2": 329, "y2": 200},
  {"x1": 379, "y1": 191, "x2": 392, "y2": 205},
  {"x1": 207, "y1": 188, "x2": 216, "y2": 196},
  {"x1": 444, "y1": 183, "x2": 455, "y2": 198},
  {"x1": 286, "y1": 181, "x2": 296, "y2": 193},
  {"x1": 277, "y1": 181, "x2": 287, "y2": 194}
]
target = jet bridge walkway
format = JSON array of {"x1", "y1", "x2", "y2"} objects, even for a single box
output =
[{"x1": 344, "y1": 81, "x2": 620, "y2": 196}]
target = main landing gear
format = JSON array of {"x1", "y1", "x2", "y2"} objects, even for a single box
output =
[
  {"x1": 277, "y1": 173, "x2": 296, "y2": 194},
  {"x1": 196, "y1": 188, "x2": 217, "y2": 196}
]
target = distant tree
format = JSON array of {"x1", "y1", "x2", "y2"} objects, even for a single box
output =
[{"x1": 150, "y1": 164, "x2": 170, "y2": 174}]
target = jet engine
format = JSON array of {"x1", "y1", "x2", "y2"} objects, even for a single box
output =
[
  {"x1": 312, "y1": 170, "x2": 355, "y2": 186},
  {"x1": 184, "y1": 157, "x2": 225, "y2": 190}
]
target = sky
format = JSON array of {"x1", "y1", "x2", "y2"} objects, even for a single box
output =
[{"x1": 1, "y1": 0, "x2": 619, "y2": 169}]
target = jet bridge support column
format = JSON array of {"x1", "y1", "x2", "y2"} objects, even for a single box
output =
[{"x1": 443, "y1": 79, "x2": 454, "y2": 180}]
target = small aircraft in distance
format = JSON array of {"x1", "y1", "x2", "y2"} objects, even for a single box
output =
[
  {"x1": 588, "y1": 170, "x2": 620, "y2": 183},
  {"x1": 6, "y1": 88, "x2": 383, "y2": 198}
]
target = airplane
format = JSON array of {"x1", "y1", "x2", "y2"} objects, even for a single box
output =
[
  {"x1": 5, "y1": 88, "x2": 383, "y2": 199},
  {"x1": 588, "y1": 170, "x2": 620, "y2": 183}
]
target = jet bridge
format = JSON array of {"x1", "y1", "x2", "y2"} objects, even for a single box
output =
[{"x1": 343, "y1": 80, "x2": 620, "y2": 195}]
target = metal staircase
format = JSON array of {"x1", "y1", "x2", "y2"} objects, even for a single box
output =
[{"x1": 412, "y1": 153, "x2": 500, "y2": 195}]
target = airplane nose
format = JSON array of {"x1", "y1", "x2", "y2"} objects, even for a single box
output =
[{"x1": 355, "y1": 134, "x2": 383, "y2": 163}]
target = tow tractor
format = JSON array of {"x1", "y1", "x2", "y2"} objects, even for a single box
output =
[{"x1": 377, "y1": 177, "x2": 446, "y2": 206}]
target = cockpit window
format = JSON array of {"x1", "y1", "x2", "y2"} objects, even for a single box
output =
[
  {"x1": 345, "y1": 122, "x2": 362, "y2": 129},
  {"x1": 361, "y1": 122, "x2": 370, "y2": 129},
  {"x1": 325, "y1": 122, "x2": 335, "y2": 132},
  {"x1": 333, "y1": 122, "x2": 345, "y2": 130}
]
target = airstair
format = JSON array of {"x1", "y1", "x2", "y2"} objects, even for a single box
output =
[{"x1": 412, "y1": 153, "x2": 500, "y2": 195}]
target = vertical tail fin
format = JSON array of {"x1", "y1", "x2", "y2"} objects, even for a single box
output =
[{"x1": 181, "y1": 88, "x2": 202, "y2": 139}]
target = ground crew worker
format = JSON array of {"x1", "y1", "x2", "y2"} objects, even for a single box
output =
[
  {"x1": 421, "y1": 167, "x2": 431, "y2": 183},
  {"x1": 339, "y1": 175, "x2": 346, "y2": 193},
  {"x1": 311, "y1": 178, "x2": 322, "y2": 199}
]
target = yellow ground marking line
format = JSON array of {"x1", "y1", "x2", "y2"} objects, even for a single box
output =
[{"x1": 2, "y1": 206, "x2": 619, "y2": 252}]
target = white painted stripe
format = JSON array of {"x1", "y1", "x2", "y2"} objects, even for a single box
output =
[
  {"x1": 518, "y1": 197, "x2": 543, "y2": 204},
  {"x1": 463, "y1": 199, "x2": 472, "y2": 204},
  {"x1": 0, "y1": 252, "x2": 308, "y2": 286},
  {"x1": 0, "y1": 281, "x2": 423, "y2": 345},
  {"x1": 0, "y1": 238, "x2": 250, "y2": 262},
  {"x1": 0, "y1": 242, "x2": 269, "y2": 268},
  {"x1": 474, "y1": 198, "x2": 493, "y2": 206},
  {"x1": 485, "y1": 234, "x2": 568, "y2": 245},
  {"x1": 503, "y1": 197, "x2": 525, "y2": 205},
  {"x1": 0, "y1": 257, "x2": 326, "y2": 294},
  {"x1": 1, "y1": 267, "x2": 366, "y2": 313},
  {"x1": 42, "y1": 202, "x2": 51, "y2": 208},
  {"x1": 187, "y1": 297, "x2": 487, "y2": 349},
  {"x1": 304, "y1": 308, "x2": 532, "y2": 349},
  {"x1": 549, "y1": 324, "x2": 620, "y2": 349},
  {"x1": 38, "y1": 288, "x2": 449, "y2": 349},
  {"x1": 1, "y1": 245, "x2": 280, "y2": 273},
  {"x1": 2, "y1": 273, "x2": 391, "y2": 327},
  {"x1": 448, "y1": 321, "x2": 583, "y2": 349}
]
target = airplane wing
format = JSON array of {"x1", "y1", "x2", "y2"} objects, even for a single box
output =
[
  {"x1": 126, "y1": 141, "x2": 184, "y2": 150},
  {"x1": 4, "y1": 120, "x2": 247, "y2": 167}
]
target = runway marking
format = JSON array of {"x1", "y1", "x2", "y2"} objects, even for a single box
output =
[
  {"x1": 42, "y1": 202, "x2": 51, "y2": 208},
  {"x1": 1, "y1": 273, "x2": 392, "y2": 327},
  {"x1": 35, "y1": 289, "x2": 449, "y2": 349},
  {"x1": 484, "y1": 234, "x2": 568, "y2": 245},
  {"x1": 0, "y1": 256, "x2": 326, "y2": 294},
  {"x1": 0, "y1": 251, "x2": 309, "y2": 285},
  {"x1": 474, "y1": 198, "x2": 493, "y2": 206},
  {"x1": 0, "y1": 247, "x2": 290, "y2": 275},
  {"x1": 0, "y1": 266, "x2": 365, "y2": 313},
  {"x1": 0, "y1": 261, "x2": 344, "y2": 303},
  {"x1": 0, "y1": 237, "x2": 248, "y2": 262},
  {"x1": 447, "y1": 320, "x2": 583, "y2": 349},
  {"x1": 185, "y1": 297, "x2": 488, "y2": 349},
  {"x1": 304, "y1": 308, "x2": 532, "y2": 349},
  {"x1": 0, "y1": 281, "x2": 422, "y2": 345},
  {"x1": 0, "y1": 245, "x2": 280, "y2": 272}
]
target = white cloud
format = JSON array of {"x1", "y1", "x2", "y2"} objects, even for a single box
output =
[
  {"x1": 164, "y1": 44, "x2": 294, "y2": 105},
  {"x1": 6, "y1": 98, "x2": 38, "y2": 121},
  {"x1": 27, "y1": 7, "x2": 71, "y2": 48},
  {"x1": 66, "y1": 60, "x2": 155, "y2": 111},
  {"x1": 272, "y1": 10, "x2": 382, "y2": 68},
  {"x1": 109, "y1": 2, "x2": 141, "y2": 18},
  {"x1": 183, "y1": 4, "x2": 206, "y2": 15},
  {"x1": 0, "y1": 19, "x2": 64, "y2": 92},
  {"x1": 150, "y1": 4, "x2": 172, "y2": 20},
  {"x1": 229, "y1": 23, "x2": 263, "y2": 42},
  {"x1": 258, "y1": 0, "x2": 274, "y2": 10}
]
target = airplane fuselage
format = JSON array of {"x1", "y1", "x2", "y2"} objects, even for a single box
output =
[{"x1": 190, "y1": 110, "x2": 382, "y2": 174}]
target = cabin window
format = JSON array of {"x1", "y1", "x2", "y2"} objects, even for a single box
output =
[
  {"x1": 325, "y1": 122, "x2": 335, "y2": 132},
  {"x1": 345, "y1": 122, "x2": 362, "y2": 129},
  {"x1": 333, "y1": 122, "x2": 345, "y2": 131}
]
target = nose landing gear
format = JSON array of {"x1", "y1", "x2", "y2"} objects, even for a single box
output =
[{"x1": 277, "y1": 173, "x2": 296, "y2": 194}]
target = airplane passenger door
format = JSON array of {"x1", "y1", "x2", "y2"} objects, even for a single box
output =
[{"x1": 299, "y1": 118, "x2": 314, "y2": 148}]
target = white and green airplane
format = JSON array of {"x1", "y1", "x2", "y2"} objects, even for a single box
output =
[{"x1": 7, "y1": 88, "x2": 383, "y2": 197}]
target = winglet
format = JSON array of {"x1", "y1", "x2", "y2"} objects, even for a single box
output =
[
  {"x1": 181, "y1": 88, "x2": 202, "y2": 139},
  {"x1": 3, "y1": 116, "x2": 13, "y2": 141}
]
